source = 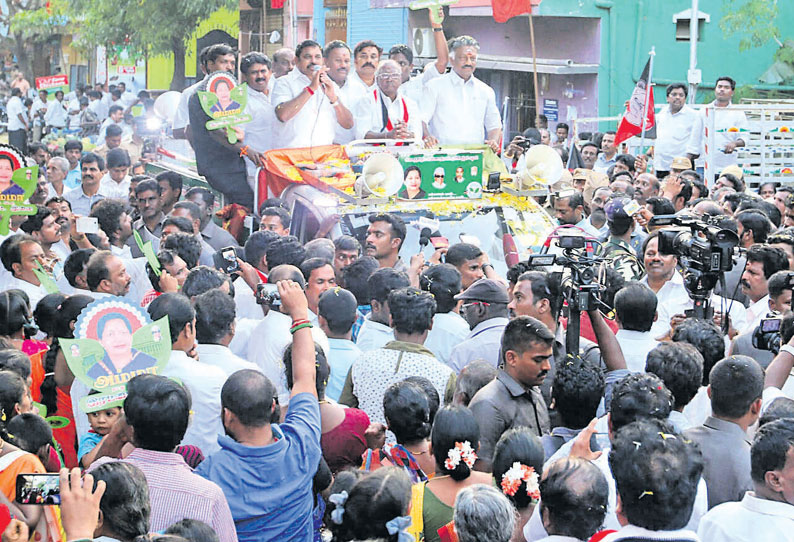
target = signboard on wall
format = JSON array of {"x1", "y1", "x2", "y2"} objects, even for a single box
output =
[
  {"x1": 543, "y1": 98, "x2": 559, "y2": 122},
  {"x1": 35, "y1": 75, "x2": 69, "y2": 98}
]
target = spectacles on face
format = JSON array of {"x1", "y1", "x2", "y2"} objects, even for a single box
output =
[
  {"x1": 377, "y1": 73, "x2": 401, "y2": 81},
  {"x1": 434, "y1": 174, "x2": 444, "y2": 178},
  {"x1": 462, "y1": 301, "x2": 490, "y2": 311}
]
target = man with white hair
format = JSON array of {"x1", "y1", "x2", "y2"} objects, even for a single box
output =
[
  {"x1": 422, "y1": 36, "x2": 502, "y2": 150},
  {"x1": 353, "y1": 60, "x2": 424, "y2": 143},
  {"x1": 45, "y1": 156, "x2": 70, "y2": 198}
]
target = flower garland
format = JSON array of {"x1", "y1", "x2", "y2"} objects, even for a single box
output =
[
  {"x1": 444, "y1": 441, "x2": 477, "y2": 470},
  {"x1": 500, "y1": 462, "x2": 540, "y2": 500}
]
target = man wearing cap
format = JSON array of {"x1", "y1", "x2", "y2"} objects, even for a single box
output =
[
  {"x1": 654, "y1": 84, "x2": 700, "y2": 179},
  {"x1": 554, "y1": 189, "x2": 601, "y2": 238},
  {"x1": 601, "y1": 197, "x2": 645, "y2": 282},
  {"x1": 571, "y1": 168, "x2": 589, "y2": 192},
  {"x1": 448, "y1": 278, "x2": 511, "y2": 373},
  {"x1": 686, "y1": 76, "x2": 748, "y2": 179},
  {"x1": 670, "y1": 156, "x2": 692, "y2": 177}
]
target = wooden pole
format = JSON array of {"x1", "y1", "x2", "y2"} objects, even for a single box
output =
[{"x1": 528, "y1": 4, "x2": 542, "y2": 128}]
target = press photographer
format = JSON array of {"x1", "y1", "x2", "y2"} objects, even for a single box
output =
[{"x1": 731, "y1": 270, "x2": 794, "y2": 367}]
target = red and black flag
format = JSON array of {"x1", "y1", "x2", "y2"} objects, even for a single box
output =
[{"x1": 615, "y1": 57, "x2": 656, "y2": 145}]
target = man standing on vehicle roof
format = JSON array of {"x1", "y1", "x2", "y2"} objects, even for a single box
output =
[
  {"x1": 422, "y1": 35, "x2": 502, "y2": 151},
  {"x1": 272, "y1": 39, "x2": 354, "y2": 149},
  {"x1": 364, "y1": 212, "x2": 409, "y2": 274}
]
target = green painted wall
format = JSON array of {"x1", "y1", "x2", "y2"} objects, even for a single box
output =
[
  {"x1": 534, "y1": 0, "x2": 794, "y2": 121},
  {"x1": 146, "y1": 7, "x2": 239, "y2": 90}
]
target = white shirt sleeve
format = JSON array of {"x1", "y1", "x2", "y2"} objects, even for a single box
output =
[
  {"x1": 685, "y1": 109, "x2": 705, "y2": 156},
  {"x1": 271, "y1": 77, "x2": 296, "y2": 112},
  {"x1": 483, "y1": 86, "x2": 502, "y2": 133},
  {"x1": 421, "y1": 79, "x2": 439, "y2": 125}
]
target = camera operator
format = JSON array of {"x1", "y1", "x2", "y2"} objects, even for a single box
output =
[
  {"x1": 729, "y1": 270, "x2": 793, "y2": 368},
  {"x1": 740, "y1": 244, "x2": 789, "y2": 335},
  {"x1": 502, "y1": 128, "x2": 540, "y2": 172},
  {"x1": 762, "y1": 313, "x2": 794, "y2": 401},
  {"x1": 641, "y1": 231, "x2": 748, "y2": 340}
]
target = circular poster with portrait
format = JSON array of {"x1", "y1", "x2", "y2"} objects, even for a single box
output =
[
  {"x1": 197, "y1": 71, "x2": 252, "y2": 143},
  {"x1": 0, "y1": 144, "x2": 38, "y2": 235},
  {"x1": 60, "y1": 297, "x2": 171, "y2": 413}
]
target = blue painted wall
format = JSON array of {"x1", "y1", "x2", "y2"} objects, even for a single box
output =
[{"x1": 311, "y1": 0, "x2": 410, "y2": 48}]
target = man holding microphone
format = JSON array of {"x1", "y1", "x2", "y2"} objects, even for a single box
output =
[{"x1": 272, "y1": 39, "x2": 354, "y2": 149}]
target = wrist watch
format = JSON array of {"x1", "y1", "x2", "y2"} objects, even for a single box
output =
[
  {"x1": 780, "y1": 344, "x2": 794, "y2": 358},
  {"x1": 482, "y1": 263, "x2": 493, "y2": 272}
]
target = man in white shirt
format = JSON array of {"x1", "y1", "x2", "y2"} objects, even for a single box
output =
[
  {"x1": 173, "y1": 43, "x2": 235, "y2": 141},
  {"x1": 272, "y1": 39, "x2": 354, "y2": 149},
  {"x1": 44, "y1": 90, "x2": 67, "y2": 131},
  {"x1": 614, "y1": 283, "x2": 660, "y2": 373},
  {"x1": 6, "y1": 88, "x2": 28, "y2": 153},
  {"x1": 390, "y1": 8, "x2": 448, "y2": 108},
  {"x1": 0, "y1": 234, "x2": 48, "y2": 309},
  {"x1": 95, "y1": 104, "x2": 126, "y2": 147},
  {"x1": 271, "y1": 48, "x2": 295, "y2": 78},
  {"x1": 740, "y1": 244, "x2": 789, "y2": 336},
  {"x1": 148, "y1": 292, "x2": 227, "y2": 456},
  {"x1": 194, "y1": 289, "x2": 262, "y2": 376},
  {"x1": 348, "y1": 40, "x2": 381, "y2": 92},
  {"x1": 641, "y1": 232, "x2": 747, "y2": 340},
  {"x1": 324, "y1": 41, "x2": 366, "y2": 144},
  {"x1": 353, "y1": 60, "x2": 423, "y2": 143},
  {"x1": 698, "y1": 418, "x2": 794, "y2": 542},
  {"x1": 553, "y1": 190, "x2": 601, "y2": 238},
  {"x1": 593, "y1": 131, "x2": 617, "y2": 173},
  {"x1": 30, "y1": 89, "x2": 49, "y2": 141},
  {"x1": 654, "y1": 84, "x2": 701, "y2": 178},
  {"x1": 423, "y1": 35, "x2": 501, "y2": 150},
  {"x1": 239, "y1": 51, "x2": 275, "y2": 190},
  {"x1": 99, "y1": 147, "x2": 131, "y2": 200},
  {"x1": 687, "y1": 76, "x2": 748, "y2": 178}
]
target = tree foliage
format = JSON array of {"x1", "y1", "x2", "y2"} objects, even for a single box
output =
[
  {"x1": 63, "y1": 0, "x2": 236, "y2": 88},
  {"x1": 66, "y1": 0, "x2": 235, "y2": 56},
  {"x1": 720, "y1": 0, "x2": 782, "y2": 52}
]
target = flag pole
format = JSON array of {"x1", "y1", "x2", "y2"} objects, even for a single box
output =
[
  {"x1": 639, "y1": 46, "x2": 655, "y2": 153},
  {"x1": 528, "y1": 3, "x2": 541, "y2": 128}
]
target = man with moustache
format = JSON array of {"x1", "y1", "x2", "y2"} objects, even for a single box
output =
[
  {"x1": 239, "y1": 52, "x2": 275, "y2": 189},
  {"x1": 64, "y1": 152, "x2": 107, "y2": 216},
  {"x1": 353, "y1": 60, "x2": 424, "y2": 143},
  {"x1": 389, "y1": 8, "x2": 449, "y2": 107},
  {"x1": 467, "y1": 316, "x2": 553, "y2": 469},
  {"x1": 423, "y1": 36, "x2": 501, "y2": 151},
  {"x1": 588, "y1": 186, "x2": 612, "y2": 236},
  {"x1": 174, "y1": 44, "x2": 236, "y2": 140},
  {"x1": 271, "y1": 48, "x2": 295, "y2": 78},
  {"x1": 349, "y1": 40, "x2": 381, "y2": 92},
  {"x1": 324, "y1": 41, "x2": 366, "y2": 144},
  {"x1": 653, "y1": 84, "x2": 700, "y2": 179},
  {"x1": 272, "y1": 39, "x2": 354, "y2": 149},
  {"x1": 364, "y1": 212, "x2": 408, "y2": 273}
]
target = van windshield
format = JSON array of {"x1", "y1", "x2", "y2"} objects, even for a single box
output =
[{"x1": 340, "y1": 205, "x2": 553, "y2": 277}]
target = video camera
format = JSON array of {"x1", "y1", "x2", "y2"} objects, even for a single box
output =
[
  {"x1": 649, "y1": 214, "x2": 740, "y2": 321},
  {"x1": 752, "y1": 272, "x2": 794, "y2": 354},
  {"x1": 651, "y1": 215, "x2": 739, "y2": 274},
  {"x1": 528, "y1": 234, "x2": 606, "y2": 353}
]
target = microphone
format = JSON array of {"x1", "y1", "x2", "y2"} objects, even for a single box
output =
[
  {"x1": 312, "y1": 65, "x2": 326, "y2": 91},
  {"x1": 419, "y1": 227, "x2": 431, "y2": 248}
]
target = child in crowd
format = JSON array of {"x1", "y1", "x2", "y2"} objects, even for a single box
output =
[{"x1": 77, "y1": 395, "x2": 122, "y2": 468}]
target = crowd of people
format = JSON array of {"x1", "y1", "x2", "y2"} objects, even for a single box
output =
[{"x1": 0, "y1": 14, "x2": 793, "y2": 542}]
